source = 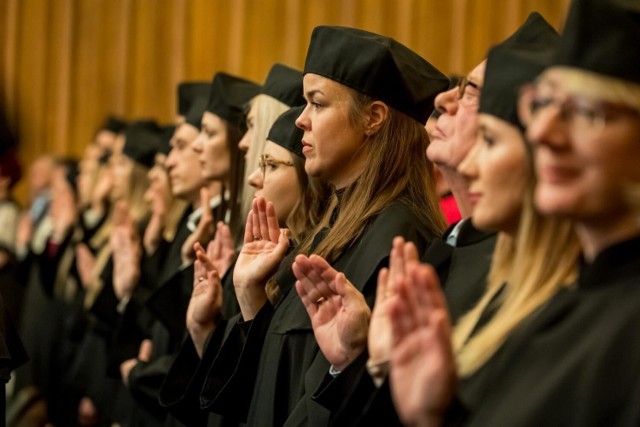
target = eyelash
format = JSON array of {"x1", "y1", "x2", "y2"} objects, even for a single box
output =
[{"x1": 482, "y1": 134, "x2": 495, "y2": 147}]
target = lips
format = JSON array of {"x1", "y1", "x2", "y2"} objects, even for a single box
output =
[
  {"x1": 431, "y1": 126, "x2": 446, "y2": 141},
  {"x1": 301, "y1": 140, "x2": 312, "y2": 154},
  {"x1": 467, "y1": 192, "x2": 482, "y2": 206},
  {"x1": 538, "y1": 164, "x2": 581, "y2": 184}
]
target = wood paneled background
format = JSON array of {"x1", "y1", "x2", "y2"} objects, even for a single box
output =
[{"x1": 0, "y1": 0, "x2": 570, "y2": 203}]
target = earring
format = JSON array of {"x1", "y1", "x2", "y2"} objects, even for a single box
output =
[{"x1": 366, "y1": 127, "x2": 372, "y2": 136}]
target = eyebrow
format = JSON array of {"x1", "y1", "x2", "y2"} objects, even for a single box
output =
[{"x1": 304, "y1": 89, "x2": 325, "y2": 100}]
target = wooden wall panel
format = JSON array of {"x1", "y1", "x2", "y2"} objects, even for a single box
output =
[{"x1": 1, "y1": 0, "x2": 571, "y2": 204}]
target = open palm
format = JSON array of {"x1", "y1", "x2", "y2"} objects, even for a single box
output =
[
  {"x1": 293, "y1": 254, "x2": 370, "y2": 371},
  {"x1": 389, "y1": 263, "x2": 456, "y2": 427},
  {"x1": 233, "y1": 197, "x2": 289, "y2": 320}
]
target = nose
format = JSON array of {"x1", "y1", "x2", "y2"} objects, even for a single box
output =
[
  {"x1": 238, "y1": 129, "x2": 251, "y2": 153},
  {"x1": 434, "y1": 87, "x2": 459, "y2": 116},
  {"x1": 247, "y1": 166, "x2": 263, "y2": 190},
  {"x1": 295, "y1": 105, "x2": 311, "y2": 131},
  {"x1": 458, "y1": 139, "x2": 481, "y2": 181},
  {"x1": 191, "y1": 133, "x2": 204, "y2": 154},
  {"x1": 165, "y1": 148, "x2": 178, "y2": 170}
]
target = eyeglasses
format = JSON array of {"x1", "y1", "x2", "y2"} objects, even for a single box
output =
[
  {"x1": 457, "y1": 76, "x2": 482, "y2": 105},
  {"x1": 258, "y1": 154, "x2": 294, "y2": 179},
  {"x1": 518, "y1": 82, "x2": 640, "y2": 141}
]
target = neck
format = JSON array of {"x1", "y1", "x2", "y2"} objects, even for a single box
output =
[
  {"x1": 575, "y1": 209, "x2": 640, "y2": 262},
  {"x1": 439, "y1": 167, "x2": 472, "y2": 218}
]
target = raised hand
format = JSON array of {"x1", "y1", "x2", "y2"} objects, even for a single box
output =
[
  {"x1": 50, "y1": 173, "x2": 78, "y2": 243},
  {"x1": 187, "y1": 242, "x2": 223, "y2": 357},
  {"x1": 111, "y1": 201, "x2": 141, "y2": 301},
  {"x1": 206, "y1": 221, "x2": 236, "y2": 278},
  {"x1": 143, "y1": 181, "x2": 168, "y2": 255},
  {"x1": 389, "y1": 263, "x2": 456, "y2": 427},
  {"x1": 293, "y1": 254, "x2": 370, "y2": 371},
  {"x1": 233, "y1": 197, "x2": 289, "y2": 320},
  {"x1": 181, "y1": 187, "x2": 214, "y2": 266},
  {"x1": 15, "y1": 211, "x2": 33, "y2": 254},
  {"x1": 76, "y1": 243, "x2": 97, "y2": 289},
  {"x1": 368, "y1": 237, "x2": 420, "y2": 365},
  {"x1": 91, "y1": 166, "x2": 113, "y2": 217}
]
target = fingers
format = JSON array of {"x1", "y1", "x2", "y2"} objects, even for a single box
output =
[
  {"x1": 308, "y1": 254, "x2": 338, "y2": 285},
  {"x1": 252, "y1": 199, "x2": 262, "y2": 240},
  {"x1": 389, "y1": 278, "x2": 416, "y2": 346},
  {"x1": 292, "y1": 255, "x2": 333, "y2": 303},
  {"x1": 265, "y1": 201, "x2": 281, "y2": 242},
  {"x1": 404, "y1": 241, "x2": 419, "y2": 264},
  {"x1": 375, "y1": 268, "x2": 389, "y2": 307},
  {"x1": 256, "y1": 198, "x2": 271, "y2": 242},
  {"x1": 389, "y1": 237, "x2": 406, "y2": 286},
  {"x1": 244, "y1": 209, "x2": 255, "y2": 244},
  {"x1": 219, "y1": 223, "x2": 234, "y2": 250},
  {"x1": 295, "y1": 280, "x2": 318, "y2": 317},
  {"x1": 138, "y1": 339, "x2": 153, "y2": 362}
]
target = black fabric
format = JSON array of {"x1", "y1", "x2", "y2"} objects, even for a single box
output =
[
  {"x1": 423, "y1": 219, "x2": 497, "y2": 324},
  {"x1": 449, "y1": 234, "x2": 640, "y2": 426},
  {"x1": 206, "y1": 73, "x2": 261, "y2": 129},
  {"x1": 102, "y1": 115, "x2": 127, "y2": 134},
  {"x1": 262, "y1": 63, "x2": 305, "y2": 107},
  {"x1": 480, "y1": 12, "x2": 559, "y2": 129},
  {"x1": 177, "y1": 82, "x2": 211, "y2": 116},
  {"x1": 553, "y1": 0, "x2": 640, "y2": 85},
  {"x1": 303, "y1": 26, "x2": 449, "y2": 124},
  {"x1": 198, "y1": 202, "x2": 434, "y2": 426},
  {"x1": 267, "y1": 106, "x2": 305, "y2": 158},
  {"x1": 185, "y1": 97, "x2": 209, "y2": 131},
  {"x1": 123, "y1": 120, "x2": 165, "y2": 168}
]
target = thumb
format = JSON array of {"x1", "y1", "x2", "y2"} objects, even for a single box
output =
[{"x1": 274, "y1": 229, "x2": 291, "y2": 257}]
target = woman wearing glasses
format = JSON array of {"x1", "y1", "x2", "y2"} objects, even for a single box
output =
[
  {"x1": 163, "y1": 26, "x2": 449, "y2": 426},
  {"x1": 389, "y1": 0, "x2": 640, "y2": 426}
]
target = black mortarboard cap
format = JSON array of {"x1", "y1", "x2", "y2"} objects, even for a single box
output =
[
  {"x1": 185, "y1": 97, "x2": 209, "y2": 131},
  {"x1": 267, "y1": 106, "x2": 305, "y2": 158},
  {"x1": 262, "y1": 64, "x2": 305, "y2": 107},
  {"x1": 177, "y1": 82, "x2": 211, "y2": 116},
  {"x1": 303, "y1": 26, "x2": 449, "y2": 124},
  {"x1": 206, "y1": 73, "x2": 261, "y2": 128},
  {"x1": 553, "y1": 0, "x2": 640, "y2": 85},
  {"x1": 102, "y1": 115, "x2": 127, "y2": 134},
  {"x1": 480, "y1": 13, "x2": 559, "y2": 128},
  {"x1": 123, "y1": 120, "x2": 164, "y2": 168}
]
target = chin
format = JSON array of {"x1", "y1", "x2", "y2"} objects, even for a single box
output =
[{"x1": 534, "y1": 184, "x2": 577, "y2": 217}]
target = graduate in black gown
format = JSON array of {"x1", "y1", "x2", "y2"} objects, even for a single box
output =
[
  {"x1": 389, "y1": 0, "x2": 640, "y2": 425},
  {"x1": 166, "y1": 25, "x2": 449, "y2": 427}
]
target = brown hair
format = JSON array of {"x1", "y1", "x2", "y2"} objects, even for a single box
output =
[{"x1": 298, "y1": 89, "x2": 446, "y2": 263}]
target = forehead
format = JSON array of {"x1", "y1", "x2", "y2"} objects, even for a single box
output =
[
  {"x1": 173, "y1": 122, "x2": 198, "y2": 141},
  {"x1": 303, "y1": 73, "x2": 348, "y2": 97},
  {"x1": 263, "y1": 141, "x2": 292, "y2": 159},
  {"x1": 468, "y1": 60, "x2": 487, "y2": 85}
]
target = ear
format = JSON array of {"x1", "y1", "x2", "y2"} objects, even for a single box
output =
[{"x1": 366, "y1": 101, "x2": 389, "y2": 136}]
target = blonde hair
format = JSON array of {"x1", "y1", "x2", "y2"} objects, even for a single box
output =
[
  {"x1": 547, "y1": 67, "x2": 640, "y2": 111},
  {"x1": 241, "y1": 94, "x2": 289, "y2": 220},
  {"x1": 85, "y1": 160, "x2": 150, "y2": 308},
  {"x1": 453, "y1": 149, "x2": 581, "y2": 376},
  {"x1": 298, "y1": 89, "x2": 446, "y2": 263}
]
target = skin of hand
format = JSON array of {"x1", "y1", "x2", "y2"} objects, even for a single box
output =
[
  {"x1": 293, "y1": 254, "x2": 371, "y2": 371},
  {"x1": 120, "y1": 339, "x2": 153, "y2": 386},
  {"x1": 15, "y1": 211, "x2": 33, "y2": 253},
  {"x1": 75, "y1": 243, "x2": 96, "y2": 289},
  {"x1": 233, "y1": 197, "x2": 289, "y2": 321},
  {"x1": 389, "y1": 263, "x2": 456, "y2": 427},
  {"x1": 368, "y1": 237, "x2": 420, "y2": 364},
  {"x1": 91, "y1": 167, "x2": 113, "y2": 216},
  {"x1": 110, "y1": 201, "x2": 141, "y2": 301},
  {"x1": 50, "y1": 175, "x2": 78, "y2": 243},
  {"x1": 143, "y1": 184, "x2": 168, "y2": 255},
  {"x1": 181, "y1": 187, "x2": 214, "y2": 266},
  {"x1": 188, "y1": 241, "x2": 223, "y2": 358},
  {"x1": 207, "y1": 221, "x2": 236, "y2": 278}
]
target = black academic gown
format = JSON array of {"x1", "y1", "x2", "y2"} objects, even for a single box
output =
[
  {"x1": 308, "y1": 218, "x2": 496, "y2": 426},
  {"x1": 160, "y1": 202, "x2": 434, "y2": 427},
  {"x1": 448, "y1": 234, "x2": 640, "y2": 426}
]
